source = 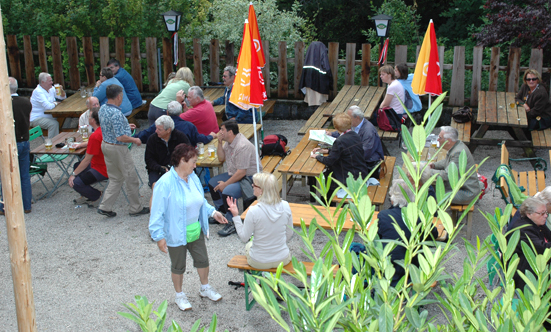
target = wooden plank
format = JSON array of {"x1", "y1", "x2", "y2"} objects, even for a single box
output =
[
  {"x1": 6, "y1": 35, "x2": 21, "y2": 82},
  {"x1": 50, "y1": 37, "x2": 64, "y2": 87},
  {"x1": 364, "y1": 87, "x2": 386, "y2": 119},
  {"x1": 178, "y1": 39, "x2": 186, "y2": 68},
  {"x1": 162, "y1": 37, "x2": 173, "y2": 82},
  {"x1": 228, "y1": 255, "x2": 318, "y2": 274},
  {"x1": 506, "y1": 47, "x2": 521, "y2": 93},
  {"x1": 485, "y1": 91, "x2": 498, "y2": 125},
  {"x1": 83, "y1": 37, "x2": 95, "y2": 85},
  {"x1": 66, "y1": 37, "x2": 80, "y2": 90},
  {"x1": 537, "y1": 170, "x2": 545, "y2": 192},
  {"x1": 361, "y1": 44, "x2": 371, "y2": 86},
  {"x1": 22, "y1": 35, "x2": 36, "y2": 87},
  {"x1": 496, "y1": 92, "x2": 508, "y2": 126},
  {"x1": 356, "y1": 86, "x2": 376, "y2": 116},
  {"x1": 529, "y1": 49, "x2": 543, "y2": 76},
  {"x1": 438, "y1": 46, "x2": 445, "y2": 80},
  {"x1": 37, "y1": 36, "x2": 48, "y2": 73},
  {"x1": 294, "y1": 41, "x2": 305, "y2": 98},
  {"x1": 278, "y1": 41, "x2": 288, "y2": 98},
  {"x1": 345, "y1": 43, "x2": 356, "y2": 86},
  {"x1": 527, "y1": 171, "x2": 537, "y2": 196},
  {"x1": 298, "y1": 103, "x2": 330, "y2": 135},
  {"x1": 225, "y1": 40, "x2": 235, "y2": 67},
  {"x1": 115, "y1": 37, "x2": 125, "y2": 66},
  {"x1": 99, "y1": 37, "x2": 110, "y2": 69},
  {"x1": 328, "y1": 42, "x2": 339, "y2": 99},
  {"x1": 516, "y1": 92, "x2": 528, "y2": 127},
  {"x1": 488, "y1": 47, "x2": 500, "y2": 91},
  {"x1": 544, "y1": 129, "x2": 551, "y2": 149},
  {"x1": 333, "y1": 85, "x2": 361, "y2": 115},
  {"x1": 323, "y1": 85, "x2": 351, "y2": 116},
  {"x1": 193, "y1": 38, "x2": 203, "y2": 87},
  {"x1": 395, "y1": 45, "x2": 407, "y2": 65},
  {"x1": 477, "y1": 91, "x2": 486, "y2": 124},
  {"x1": 518, "y1": 171, "x2": 528, "y2": 195},
  {"x1": 262, "y1": 40, "x2": 270, "y2": 98},
  {"x1": 278, "y1": 129, "x2": 318, "y2": 173},
  {"x1": 470, "y1": 46, "x2": 483, "y2": 107},
  {"x1": 449, "y1": 46, "x2": 465, "y2": 106},
  {"x1": 210, "y1": 39, "x2": 220, "y2": 84},
  {"x1": 130, "y1": 37, "x2": 143, "y2": 92},
  {"x1": 372, "y1": 156, "x2": 396, "y2": 206},
  {"x1": 505, "y1": 92, "x2": 520, "y2": 127},
  {"x1": 145, "y1": 37, "x2": 159, "y2": 92},
  {"x1": 531, "y1": 129, "x2": 542, "y2": 148}
]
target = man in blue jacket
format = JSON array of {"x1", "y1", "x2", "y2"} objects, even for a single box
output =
[
  {"x1": 210, "y1": 66, "x2": 258, "y2": 123},
  {"x1": 107, "y1": 59, "x2": 143, "y2": 109}
]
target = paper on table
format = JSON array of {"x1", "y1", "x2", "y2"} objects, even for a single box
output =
[{"x1": 309, "y1": 130, "x2": 336, "y2": 146}]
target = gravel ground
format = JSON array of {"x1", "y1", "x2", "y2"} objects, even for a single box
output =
[{"x1": 1, "y1": 118, "x2": 548, "y2": 331}]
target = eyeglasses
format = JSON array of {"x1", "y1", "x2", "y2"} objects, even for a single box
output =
[
  {"x1": 534, "y1": 211, "x2": 549, "y2": 216},
  {"x1": 526, "y1": 78, "x2": 538, "y2": 82},
  {"x1": 252, "y1": 183, "x2": 261, "y2": 189}
]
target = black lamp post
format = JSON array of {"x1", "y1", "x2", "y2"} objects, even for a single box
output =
[
  {"x1": 161, "y1": 10, "x2": 183, "y2": 71},
  {"x1": 371, "y1": 14, "x2": 392, "y2": 86}
]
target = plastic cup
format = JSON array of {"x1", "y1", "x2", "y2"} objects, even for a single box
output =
[
  {"x1": 208, "y1": 146, "x2": 215, "y2": 159},
  {"x1": 509, "y1": 102, "x2": 516, "y2": 108},
  {"x1": 45, "y1": 139, "x2": 53, "y2": 150},
  {"x1": 197, "y1": 143, "x2": 204, "y2": 158},
  {"x1": 69, "y1": 143, "x2": 76, "y2": 153}
]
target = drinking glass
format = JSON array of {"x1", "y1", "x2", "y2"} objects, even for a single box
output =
[{"x1": 45, "y1": 138, "x2": 53, "y2": 150}]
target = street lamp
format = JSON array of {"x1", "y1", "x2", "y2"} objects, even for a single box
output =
[
  {"x1": 371, "y1": 14, "x2": 392, "y2": 86},
  {"x1": 161, "y1": 10, "x2": 183, "y2": 74}
]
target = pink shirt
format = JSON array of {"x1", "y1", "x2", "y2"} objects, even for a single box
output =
[{"x1": 180, "y1": 100, "x2": 219, "y2": 135}]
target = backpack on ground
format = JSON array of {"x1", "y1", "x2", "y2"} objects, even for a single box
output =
[
  {"x1": 377, "y1": 107, "x2": 402, "y2": 132},
  {"x1": 261, "y1": 134, "x2": 289, "y2": 157}
]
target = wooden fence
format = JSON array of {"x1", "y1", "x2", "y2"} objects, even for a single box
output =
[{"x1": 5, "y1": 35, "x2": 549, "y2": 106}]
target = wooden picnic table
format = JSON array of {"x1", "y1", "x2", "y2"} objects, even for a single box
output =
[
  {"x1": 471, "y1": 91, "x2": 534, "y2": 157},
  {"x1": 323, "y1": 85, "x2": 386, "y2": 119},
  {"x1": 44, "y1": 86, "x2": 94, "y2": 132}
]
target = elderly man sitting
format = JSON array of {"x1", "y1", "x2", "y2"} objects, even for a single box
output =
[
  {"x1": 30, "y1": 72, "x2": 66, "y2": 138},
  {"x1": 429, "y1": 126, "x2": 480, "y2": 204},
  {"x1": 181, "y1": 86, "x2": 219, "y2": 136}
]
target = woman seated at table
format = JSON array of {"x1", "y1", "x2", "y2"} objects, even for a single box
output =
[
  {"x1": 395, "y1": 63, "x2": 422, "y2": 113},
  {"x1": 378, "y1": 179, "x2": 440, "y2": 287},
  {"x1": 506, "y1": 197, "x2": 551, "y2": 291},
  {"x1": 507, "y1": 186, "x2": 551, "y2": 232},
  {"x1": 93, "y1": 67, "x2": 133, "y2": 116},
  {"x1": 379, "y1": 65, "x2": 406, "y2": 116},
  {"x1": 515, "y1": 69, "x2": 551, "y2": 131},
  {"x1": 227, "y1": 172, "x2": 293, "y2": 269},
  {"x1": 310, "y1": 113, "x2": 369, "y2": 195},
  {"x1": 148, "y1": 67, "x2": 194, "y2": 126}
]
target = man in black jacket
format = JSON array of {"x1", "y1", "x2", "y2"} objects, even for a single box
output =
[{"x1": 145, "y1": 115, "x2": 190, "y2": 207}]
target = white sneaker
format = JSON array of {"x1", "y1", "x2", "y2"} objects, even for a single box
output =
[
  {"x1": 199, "y1": 285, "x2": 222, "y2": 302},
  {"x1": 175, "y1": 293, "x2": 192, "y2": 311}
]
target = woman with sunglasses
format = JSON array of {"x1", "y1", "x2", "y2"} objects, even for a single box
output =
[
  {"x1": 507, "y1": 197, "x2": 551, "y2": 291},
  {"x1": 226, "y1": 172, "x2": 294, "y2": 269},
  {"x1": 515, "y1": 69, "x2": 551, "y2": 131}
]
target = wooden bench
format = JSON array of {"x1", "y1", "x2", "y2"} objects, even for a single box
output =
[
  {"x1": 531, "y1": 128, "x2": 551, "y2": 148},
  {"x1": 495, "y1": 142, "x2": 546, "y2": 216},
  {"x1": 298, "y1": 102, "x2": 331, "y2": 135},
  {"x1": 126, "y1": 99, "x2": 152, "y2": 127},
  {"x1": 450, "y1": 109, "x2": 471, "y2": 144},
  {"x1": 450, "y1": 204, "x2": 474, "y2": 240},
  {"x1": 377, "y1": 129, "x2": 400, "y2": 141},
  {"x1": 228, "y1": 255, "x2": 336, "y2": 310}
]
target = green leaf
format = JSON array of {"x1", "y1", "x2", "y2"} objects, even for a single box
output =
[
  {"x1": 448, "y1": 161, "x2": 459, "y2": 189},
  {"x1": 458, "y1": 150, "x2": 467, "y2": 175},
  {"x1": 378, "y1": 303, "x2": 394, "y2": 332},
  {"x1": 412, "y1": 125, "x2": 426, "y2": 156}
]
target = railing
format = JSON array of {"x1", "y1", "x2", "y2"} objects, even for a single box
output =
[{"x1": 5, "y1": 35, "x2": 548, "y2": 106}]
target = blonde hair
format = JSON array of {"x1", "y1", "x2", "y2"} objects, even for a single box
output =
[
  {"x1": 523, "y1": 69, "x2": 542, "y2": 84},
  {"x1": 172, "y1": 67, "x2": 194, "y2": 86},
  {"x1": 333, "y1": 113, "x2": 352, "y2": 132},
  {"x1": 253, "y1": 172, "x2": 281, "y2": 205}
]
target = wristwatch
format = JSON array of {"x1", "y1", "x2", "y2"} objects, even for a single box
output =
[{"x1": 71, "y1": 172, "x2": 76, "y2": 176}]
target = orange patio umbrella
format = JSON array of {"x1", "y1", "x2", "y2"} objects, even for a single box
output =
[{"x1": 412, "y1": 19, "x2": 442, "y2": 107}]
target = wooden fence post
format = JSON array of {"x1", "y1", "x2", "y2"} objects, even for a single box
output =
[
  {"x1": 178, "y1": 39, "x2": 186, "y2": 68},
  {"x1": 395, "y1": 45, "x2": 407, "y2": 65},
  {"x1": 210, "y1": 39, "x2": 220, "y2": 84},
  {"x1": 50, "y1": 37, "x2": 64, "y2": 87},
  {"x1": 262, "y1": 40, "x2": 270, "y2": 97},
  {"x1": 0, "y1": 12, "x2": 37, "y2": 331},
  {"x1": 193, "y1": 38, "x2": 203, "y2": 86},
  {"x1": 449, "y1": 46, "x2": 465, "y2": 106},
  {"x1": 529, "y1": 48, "x2": 543, "y2": 74},
  {"x1": 438, "y1": 46, "x2": 445, "y2": 79},
  {"x1": 23, "y1": 36, "x2": 36, "y2": 87},
  {"x1": 145, "y1": 37, "x2": 159, "y2": 92},
  {"x1": 115, "y1": 37, "x2": 125, "y2": 66},
  {"x1": 162, "y1": 37, "x2": 173, "y2": 82},
  {"x1": 278, "y1": 41, "x2": 288, "y2": 98},
  {"x1": 506, "y1": 47, "x2": 521, "y2": 93},
  {"x1": 345, "y1": 43, "x2": 356, "y2": 86},
  {"x1": 37, "y1": 36, "x2": 48, "y2": 73},
  {"x1": 83, "y1": 37, "x2": 95, "y2": 86},
  {"x1": 66, "y1": 37, "x2": 80, "y2": 89},
  {"x1": 488, "y1": 47, "x2": 500, "y2": 91},
  {"x1": 328, "y1": 42, "x2": 339, "y2": 99},
  {"x1": 294, "y1": 41, "x2": 304, "y2": 98},
  {"x1": 130, "y1": 37, "x2": 143, "y2": 92},
  {"x1": 470, "y1": 46, "x2": 483, "y2": 107},
  {"x1": 99, "y1": 37, "x2": 110, "y2": 69},
  {"x1": 225, "y1": 40, "x2": 235, "y2": 68},
  {"x1": 361, "y1": 44, "x2": 371, "y2": 86},
  {"x1": 6, "y1": 35, "x2": 21, "y2": 83}
]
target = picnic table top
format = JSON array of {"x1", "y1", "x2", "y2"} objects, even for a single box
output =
[
  {"x1": 277, "y1": 129, "x2": 326, "y2": 177},
  {"x1": 45, "y1": 85, "x2": 93, "y2": 116},
  {"x1": 203, "y1": 87, "x2": 276, "y2": 118},
  {"x1": 477, "y1": 91, "x2": 528, "y2": 127},
  {"x1": 30, "y1": 132, "x2": 87, "y2": 155},
  {"x1": 323, "y1": 85, "x2": 386, "y2": 119},
  {"x1": 195, "y1": 123, "x2": 262, "y2": 168}
]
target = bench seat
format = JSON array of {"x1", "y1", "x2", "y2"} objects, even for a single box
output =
[
  {"x1": 298, "y1": 102, "x2": 331, "y2": 135},
  {"x1": 450, "y1": 110, "x2": 471, "y2": 144},
  {"x1": 531, "y1": 128, "x2": 551, "y2": 148},
  {"x1": 377, "y1": 129, "x2": 399, "y2": 140},
  {"x1": 126, "y1": 99, "x2": 151, "y2": 127}
]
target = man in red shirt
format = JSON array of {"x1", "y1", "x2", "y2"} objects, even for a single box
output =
[
  {"x1": 68, "y1": 107, "x2": 108, "y2": 207},
  {"x1": 180, "y1": 86, "x2": 219, "y2": 135}
]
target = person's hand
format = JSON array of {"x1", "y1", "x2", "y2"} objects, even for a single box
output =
[
  {"x1": 226, "y1": 197, "x2": 239, "y2": 217},
  {"x1": 129, "y1": 123, "x2": 136, "y2": 130},
  {"x1": 157, "y1": 239, "x2": 168, "y2": 253},
  {"x1": 524, "y1": 104, "x2": 531, "y2": 112},
  {"x1": 176, "y1": 90, "x2": 186, "y2": 104},
  {"x1": 213, "y1": 181, "x2": 226, "y2": 193},
  {"x1": 209, "y1": 100, "x2": 214, "y2": 106},
  {"x1": 325, "y1": 130, "x2": 332, "y2": 136},
  {"x1": 161, "y1": 166, "x2": 169, "y2": 173},
  {"x1": 428, "y1": 162, "x2": 435, "y2": 169},
  {"x1": 213, "y1": 210, "x2": 228, "y2": 224},
  {"x1": 183, "y1": 103, "x2": 189, "y2": 113},
  {"x1": 68, "y1": 175, "x2": 75, "y2": 188},
  {"x1": 95, "y1": 80, "x2": 101, "y2": 88},
  {"x1": 134, "y1": 137, "x2": 142, "y2": 147},
  {"x1": 59, "y1": 86, "x2": 66, "y2": 97},
  {"x1": 74, "y1": 143, "x2": 84, "y2": 149},
  {"x1": 209, "y1": 132, "x2": 217, "y2": 139}
]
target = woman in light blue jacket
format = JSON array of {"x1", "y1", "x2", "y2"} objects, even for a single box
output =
[
  {"x1": 395, "y1": 63, "x2": 422, "y2": 113},
  {"x1": 149, "y1": 143, "x2": 227, "y2": 311}
]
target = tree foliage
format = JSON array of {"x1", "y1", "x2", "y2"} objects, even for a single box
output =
[
  {"x1": 363, "y1": 0, "x2": 421, "y2": 47},
  {"x1": 475, "y1": 0, "x2": 551, "y2": 49}
]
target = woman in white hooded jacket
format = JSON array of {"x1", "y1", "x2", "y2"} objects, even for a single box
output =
[{"x1": 227, "y1": 172, "x2": 294, "y2": 269}]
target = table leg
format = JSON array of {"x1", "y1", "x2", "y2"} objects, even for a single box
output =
[
  {"x1": 381, "y1": 141, "x2": 390, "y2": 156},
  {"x1": 47, "y1": 154, "x2": 80, "y2": 198},
  {"x1": 512, "y1": 127, "x2": 536, "y2": 159},
  {"x1": 281, "y1": 172, "x2": 288, "y2": 200},
  {"x1": 308, "y1": 176, "x2": 316, "y2": 203},
  {"x1": 469, "y1": 124, "x2": 489, "y2": 153}
]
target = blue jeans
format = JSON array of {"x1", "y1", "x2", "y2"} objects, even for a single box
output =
[
  {"x1": 208, "y1": 172, "x2": 245, "y2": 221},
  {"x1": 1, "y1": 141, "x2": 32, "y2": 212},
  {"x1": 72, "y1": 162, "x2": 108, "y2": 201}
]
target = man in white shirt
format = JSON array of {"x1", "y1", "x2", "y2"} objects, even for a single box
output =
[
  {"x1": 75, "y1": 96, "x2": 100, "y2": 150},
  {"x1": 30, "y1": 72, "x2": 66, "y2": 138}
]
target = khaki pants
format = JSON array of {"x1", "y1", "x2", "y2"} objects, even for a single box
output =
[
  {"x1": 245, "y1": 241, "x2": 291, "y2": 270},
  {"x1": 99, "y1": 142, "x2": 142, "y2": 213}
]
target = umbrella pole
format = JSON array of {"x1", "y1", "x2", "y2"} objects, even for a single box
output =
[
  {"x1": 259, "y1": 107, "x2": 264, "y2": 140},
  {"x1": 252, "y1": 108, "x2": 260, "y2": 174}
]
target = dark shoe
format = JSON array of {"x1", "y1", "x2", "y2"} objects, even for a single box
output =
[
  {"x1": 208, "y1": 216, "x2": 219, "y2": 224},
  {"x1": 218, "y1": 222, "x2": 236, "y2": 237},
  {"x1": 98, "y1": 209, "x2": 117, "y2": 217},
  {"x1": 0, "y1": 210, "x2": 3, "y2": 216},
  {"x1": 24, "y1": 209, "x2": 31, "y2": 214},
  {"x1": 129, "y1": 207, "x2": 150, "y2": 217}
]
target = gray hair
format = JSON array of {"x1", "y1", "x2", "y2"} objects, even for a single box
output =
[
  {"x1": 9, "y1": 77, "x2": 17, "y2": 94},
  {"x1": 38, "y1": 72, "x2": 51, "y2": 83},
  {"x1": 188, "y1": 86, "x2": 204, "y2": 100},
  {"x1": 166, "y1": 101, "x2": 182, "y2": 116},
  {"x1": 535, "y1": 186, "x2": 551, "y2": 204},
  {"x1": 440, "y1": 126, "x2": 458, "y2": 142},
  {"x1": 224, "y1": 66, "x2": 236, "y2": 77},
  {"x1": 347, "y1": 105, "x2": 364, "y2": 119},
  {"x1": 519, "y1": 197, "x2": 547, "y2": 217},
  {"x1": 389, "y1": 179, "x2": 415, "y2": 208},
  {"x1": 155, "y1": 115, "x2": 174, "y2": 131}
]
